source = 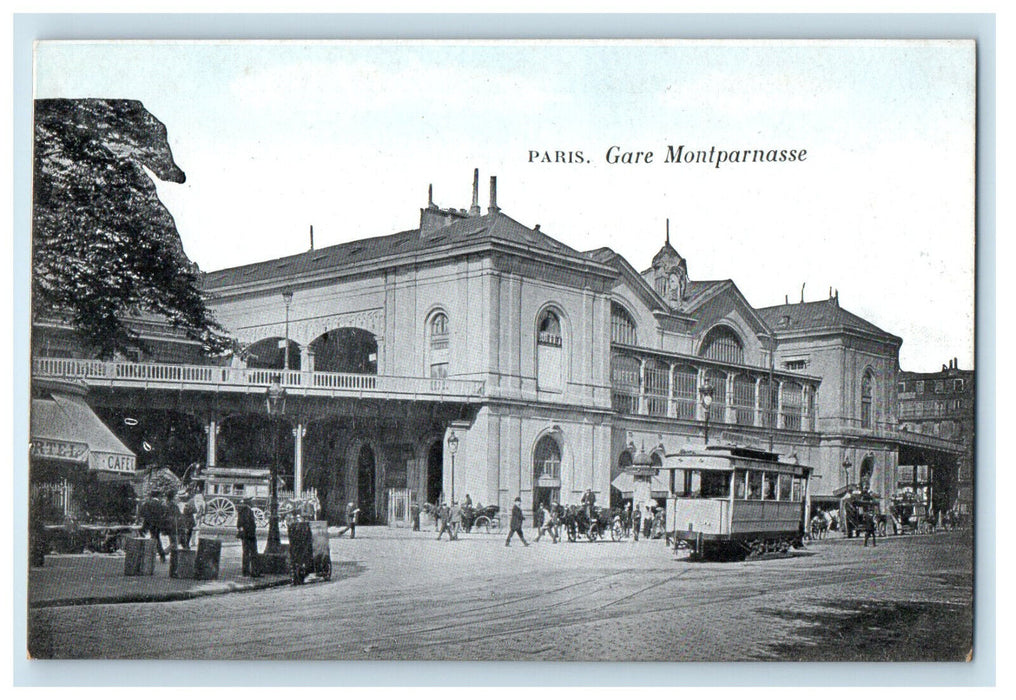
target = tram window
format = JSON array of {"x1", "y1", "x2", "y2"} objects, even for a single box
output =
[
  {"x1": 689, "y1": 470, "x2": 702, "y2": 496},
  {"x1": 672, "y1": 470, "x2": 689, "y2": 496},
  {"x1": 735, "y1": 472, "x2": 747, "y2": 499},
  {"x1": 700, "y1": 471, "x2": 730, "y2": 498},
  {"x1": 234, "y1": 483, "x2": 245, "y2": 494},
  {"x1": 763, "y1": 473, "x2": 777, "y2": 500},
  {"x1": 747, "y1": 471, "x2": 763, "y2": 499},
  {"x1": 778, "y1": 474, "x2": 792, "y2": 501}
]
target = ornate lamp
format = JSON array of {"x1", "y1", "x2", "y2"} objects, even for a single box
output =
[
  {"x1": 699, "y1": 377, "x2": 715, "y2": 445},
  {"x1": 264, "y1": 377, "x2": 287, "y2": 553},
  {"x1": 281, "y1": 289, "x2": 294, "y2": 372},
  {"x1": 447, "y1": 430, "x2": 459, "y2": 503}
]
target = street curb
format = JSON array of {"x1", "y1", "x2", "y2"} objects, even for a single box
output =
[{"x1": 28, "y1": 575, "x2": 292, "y2": 610}]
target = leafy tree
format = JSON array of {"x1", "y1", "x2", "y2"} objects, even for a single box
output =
[{"x1": 33, "y1": 98, "x2": 230, "y2": 358}]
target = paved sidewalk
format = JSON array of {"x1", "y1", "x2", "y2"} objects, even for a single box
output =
[{"x1": 28, "y1": 538, "x2": 290, "y2": 608}]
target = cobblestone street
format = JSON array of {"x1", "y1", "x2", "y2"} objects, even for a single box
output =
[{"x1": 28, "y1": 528, "x2": 973, "y2": 661}]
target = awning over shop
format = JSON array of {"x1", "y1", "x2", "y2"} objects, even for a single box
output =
[
  {"x1": 31, "y1": 392, "x2": 136, "y2": 474},
  {"x1": 611, "y1": 471, "x2": 670, "y2": 497}
]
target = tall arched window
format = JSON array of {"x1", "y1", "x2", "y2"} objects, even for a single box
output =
[
  {"x1": 673, "y1": 365, "x2": 698, "y2": 420},
  {"x1": 782, "y1": 381, "x2": 803, "y2": 431},
  {"x1": 700, "y1": 326, "x2": 745, "y2": 365},
  {"x1": 732, "y1": 374, "x2": 756, "y2": 426},
  {"x1": 533, "y1": 434, "x2": 562, "y2": 511},
  {"x1": 426, "y1": 311, "x2": 449, "y2": 379},
  {"x1": 645, "y1": 359, "x2": 669, "y2": 417},
  {"x1": 611, "y1": 354, "x2": 640, "y2": 414},
  {"x1": 861, "y1": 370, "x2": 874, "y2": 429},
  {"x1": 537, "y1": 309, "x2": 564, "y2": 391},
  {"x1": 706, "y1": 369, "x2": 727, "y2": 423},
  {"x1": 611, "y1": 303, "x2": 638, "y2": 346}
]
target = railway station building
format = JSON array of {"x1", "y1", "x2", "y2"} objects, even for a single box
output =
[{"x1": 31, "y1": 171, "x2": 965, "y2": 525}]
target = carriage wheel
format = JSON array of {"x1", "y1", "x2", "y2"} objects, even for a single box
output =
[
  {"x1": 252, "y1": 507, "x2": 269, "y2": 529},
  {"x1": 490, "y1": 517, "x2": 502, "y2": 533},
  {"x1": 203, "y1": 497, "x2": 236, "y2": 526},
  {"x1": 473, "y1": 516, "x2": 491, "y2": 533}
]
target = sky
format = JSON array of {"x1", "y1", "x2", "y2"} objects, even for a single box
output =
[{"x1": 33, "y1": 40, "x2": 976, "y2": 372}]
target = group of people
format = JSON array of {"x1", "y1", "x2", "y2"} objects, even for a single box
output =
[
  {"x1": 138, "y1": 488, "x2": 205, "y2": 563},
  {"x1": 616, "y1": 501, "x2": 663, "y2": 541}
]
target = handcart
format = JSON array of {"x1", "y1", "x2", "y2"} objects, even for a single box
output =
[{"x1": 287, "y1": 520, "x2": 332, "y2": 585}]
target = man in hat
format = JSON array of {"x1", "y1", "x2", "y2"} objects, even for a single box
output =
[
  {"x1": 236, "y1": 498, "x2": 260, "y2": 578},
  {"x1": 505, "y1": 496, "x2": 529, "y2": 547}
]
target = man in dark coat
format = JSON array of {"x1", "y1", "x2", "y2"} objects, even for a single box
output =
[
  {"x1": 236, "y1": 498, "x2": 260, "y2": 577},
  {"x1": 505, "y1": 497, "x2": 529, "y2": 547},
  {"x1": 863, "y1": 509, "x2": 878, "y2": 548}
]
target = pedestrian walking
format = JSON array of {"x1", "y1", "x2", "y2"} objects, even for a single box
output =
[
  {"x1": 449, "y1": 501, "x2": 463, "y2": 540},
  {"x1": 436, "y1": 502, "x2": 453, "y2": 540},
  {"x1": 643, "y1": 504, "x2": 654, "y2": 539},
  {"x1": 623, "y1": 502, "x2": 633, "y2": 537},
  {"x1": 337, "y1": 502, "x2": 359, "y2": 538},
  {"x1": 863, "y1": 510, "x2": 878, "y2": 547},
  {"x1": 535, "y1": 502, "x2": 558, "y2": 543},
  {"x1": 505, "y1": 497, "x2": 529, "y2": 547},
  {"x1": 181, "y1": 495, "x2": 197, "y2": 549},
  {"x1": 632, "y1": 501, "x2": 642, "y2": 541},
  {"x1": 236, "y1": 498, "x2": 260, "y2": 578}
]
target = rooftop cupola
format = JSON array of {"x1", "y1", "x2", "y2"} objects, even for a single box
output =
[{"x1": 651, "y1": 218, "x2": 688, "y2": 306}]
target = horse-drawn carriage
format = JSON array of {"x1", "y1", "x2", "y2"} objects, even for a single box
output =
[{"x1": 198, "y1": 466, "x2": 319, "y2": 529}]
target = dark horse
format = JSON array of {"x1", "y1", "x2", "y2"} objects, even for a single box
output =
[{"x1": 562, "y1": 504, "x2": 611, "y2": 541}]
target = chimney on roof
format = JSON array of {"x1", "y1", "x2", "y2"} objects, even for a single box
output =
[
  {"x1": 428, "y1": 184, "x2": 436, "y2": 209},
  {"x1": 309, "y1": 224, "x2": 314, "y2": 251},
  {"x1": 943, "y1": 363, "x2": 948, "y2": 371},
  {"x1": 488, "y1": 175, "x2": 499, "y2": 213},
  {"x1": 785, "y1": 294, "x2": 789, "y2": 304},
  {"x1": 469, "y1": 168, "x2": 481, "y2": 216},
  {"x1": 800, "y1": 283, "x2": 805, "y2": 303},
  {"x1": 666, "y1": 218, "x2": 670, "y2": 246},
  {"x1": 533, "y1": 224, "x2": 541, "y2": 232}
]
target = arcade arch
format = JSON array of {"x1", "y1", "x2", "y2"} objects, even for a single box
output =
[{"x1": 309, "y1": 327, "x2": 378, "y2": 374}]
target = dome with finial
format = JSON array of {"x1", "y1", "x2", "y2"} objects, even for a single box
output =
[{"x1": 650, "y1": 218, "x2": 688, "y2": 306}]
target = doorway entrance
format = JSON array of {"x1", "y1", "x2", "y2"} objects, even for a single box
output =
[
  {"x1": 426, "y1": 441, "x2": 443, "y2": 506},
  {"x1": 357, "y1": 444, "x2": 377, "y2": 524}
]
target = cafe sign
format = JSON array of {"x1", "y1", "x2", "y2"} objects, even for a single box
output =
[{"x1": 90, "y1": 451, "x2": 137, "y2": 474}]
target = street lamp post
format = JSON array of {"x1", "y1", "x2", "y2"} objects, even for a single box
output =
[
  {"x1": 699, "y1": 377, "x2": 715, "y2": 445},
  {"x1": 265, "y1": 378, "x2": 287, "y2": 554},
  {"x1": 842, "y1": 456, "x2": 852, "y2": 490},
  {"x1": 447, "y1": 430, "x2": 459, "y2": 503},
  {"x1": 282, "y1": 289, "x2": 294, "y2": 372}
]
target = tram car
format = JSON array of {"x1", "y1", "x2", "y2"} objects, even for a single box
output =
[
  {"x1": 662, "y1": 445, "x2": 812, "y2": 560},
  {"x1": 197, "y1": 466, "x2": 318, "y2": 528}
]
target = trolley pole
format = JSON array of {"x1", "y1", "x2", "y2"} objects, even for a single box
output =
[{"x1": 265, "y1": 379, "x2": 287, "y2": 554}]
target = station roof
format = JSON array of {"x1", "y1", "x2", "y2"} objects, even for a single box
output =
[
  {"x1": 756, "y1": 298, "x2": 900, "y2": 342},
  {"x1": 202, "y1": 210, "x2": 590, "y2": 290}
]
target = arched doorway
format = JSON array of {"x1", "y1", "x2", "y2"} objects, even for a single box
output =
[
  {"x1": 426, "y1": 441, "x2": 443, "y2": 506},
  {"x1": 357, "y1": 444, "x2": 377, "y2": 524},
  {"x1": 533, "y1": 434, "x2": 562, "y2": 512},
  {"x1": 860, "y1": 455, "x2": 874, "y2": 492},
  {"x1": 310, "y1": 328, "x2": 378, "y2": 374}
]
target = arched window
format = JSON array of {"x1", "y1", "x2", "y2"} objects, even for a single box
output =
[
  {"x1": 861, "y1": 370, "x2": 874, "y2": 429},
  {"x1": 705, "y1": 369, "x2": 727, "y2": 423},
  {"x1": 645, "y1": 359, "x2": 669, "y2": 417},
  {"x1": 672, "y1": 365, "x2": 698, "y2": 420},
  {"x1": 426, "y1": 311, "x2": 449, "y2": 379},
  {"x1": 533, "y1": 434, "x2": 562, "y2": 510},
  {"x1": 700, "y1": 326, "x2": 745, "y2": 365},
  {"x1": 537, "y1": 309, "x2": 564, "y2": 391},
  {"x1": 611, "y1": 303, "x2": 638, "y2": 346},
  {"x1": 732, "y1": 374, "x2": 757, "y2": 426},
  {"x1": 781, "y1": 381, "x2": 803, "y2": 431}
]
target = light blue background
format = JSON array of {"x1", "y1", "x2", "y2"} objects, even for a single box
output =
[{"x1": 12, "y1": 12, "x2": 996, "y2": 687}]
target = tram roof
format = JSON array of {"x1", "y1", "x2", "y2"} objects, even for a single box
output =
[{"x1": 663, "y1": 444, "x2": 811, "y2": 475}]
